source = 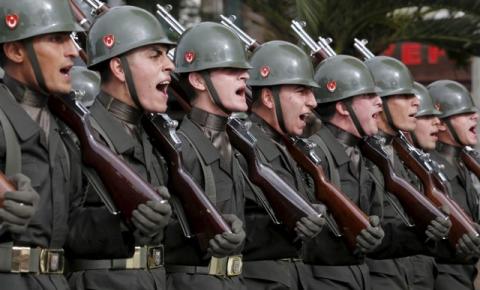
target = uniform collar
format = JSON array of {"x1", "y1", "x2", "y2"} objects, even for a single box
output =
[
  {"x1": 325, "y1": 122, "x2": 360, "y2": 147},
  {"x1": 249, "y1": 112, "x2": 283, "y2": 143},
  {"x1": 97, "y1": 91, "x2": 143, "y2": 125},
  {"x1": 179, "y1": 115, "x2": 220, "y2": 165},
  {"x1": 190, "y1": 107, "x2": 228, "y2": 131},
  {"x1": 436, "y1": 142, "x2": 462, "y2": 166},
  {"x1": 3, "y1": 74, "x2": 48, "y2": 108},
  {"x1": 316, "y1": 125, "x2": 350, "y2": 166}
]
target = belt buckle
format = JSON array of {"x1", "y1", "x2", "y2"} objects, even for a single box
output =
[
  {"x1": 147, "y1": 245, "x2": 164, "y2": 269},
  {"x1": 11, "y1": 246, "x2": 31, "y2": 273},
  {"x1": 226, "y1": 255, "x2": 242, "y2": 277},
  {"x1": 208, "y1": 256, "x2": 227, "y2": 276},
  {"x1": 40, "y1": 249, "x2": 64, "y2": 274}
]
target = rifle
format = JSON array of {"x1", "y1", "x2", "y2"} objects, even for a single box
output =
[
  {"x1": 290, "y1": 20, "x2": 335, "y2": 63},
  {"x1": 393, "y1": 132, "x2": 478, "y2": 247},
  {"x1": 68, "y1": 0, "x2": 90, "y2": 62},
  {"x1": 353, "y1": 38, "x2": 375, "y2": 60},
  {"x1": 48, "y1": 91, "x2": 164, "y2": 221},
  {"x1": 359, "y1": 135, "x2": 449, "y2": 234},
  {"x1": 142, "y1": 113, "x2": 231, "y2": 250},
  {"x1": 460, "y1": 146, "x2": 480, "y2": 180},
  {"x1": 283, "y1": 136, "x2": 370, "y2": 250},
  {"x1": 81, "y1": 0, "x2": 109, "y2": 16},
  {"x1": 0, "y1": 173, "x2": 16, "y2": 208},
  {"x1": 220, "y1": 15, "x2": 260, "y2": 51},
  {"x1": 226, "y1": 117, "x2": 321, "y2": 232}
]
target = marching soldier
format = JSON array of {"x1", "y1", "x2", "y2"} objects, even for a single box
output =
[
  {"x1": 165, "y1": 22, "x2": 248, "y2": 290},
  {"x1": 364, "y1": 56, "x2": 451, "y2": 290},
  {"x1": 66, "y1": 6, "x2": 174, "y2": 290},
  {"x1": 0, "y1": 0, "x2": 82, "y2": 289},
  {"x1": 303, "y1": 54, "x2": 386, "y2": 289},
  {"x1": 427, "y1": 80, "x2": 480, "y2": 290},
  {"x1": 243, "y1": 40, "x2": 325, "y2": 290}
]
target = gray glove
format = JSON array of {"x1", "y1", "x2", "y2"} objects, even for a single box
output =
[
  {"x1": 0, "y1": 173, "x2": 39, "y2": 234},
  {"x1": 131, "y1": 186, "x2": 172, "y2": 237},
  {"x1": 456, "y1": 223, "x2": 480, "y2": 257},
  {"x1": 295, "y1": 204, "x2": 326, "y2": 241},
  {"x1": 208, "y1": 214, "x2": 246, "y2": 257},
  {"x1": 425, "y1": 215, "x2": 451, "y2": 242},
  {"x1": 356, "y1": 215, "x2": 384, "y2": 253}
]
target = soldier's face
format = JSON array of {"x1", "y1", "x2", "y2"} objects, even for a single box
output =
[
  {"x1": 445, "y1": 112, "x2": 479, "y2": 146},
  {"x1": 413, "y1": 116, "x2": 440, "y2": 150},
  {"x1": 126, "y1": 44, "x2": 174, "y2": 113},
  {"x1": 383, "y1": 94, "x2": 419, "y2": 131},
  {"x1": 278, "y1": 85, "x2": 317, "y2": 136},
  {"x1": 30, "y1": 33, "x2": 78, "y2": 94},
  {"x1": 210, "y1": 68, "x2": 249, "y2": 112},
  {"x1": 351, "y1": 93, "x2": 382, "y2": 137}
]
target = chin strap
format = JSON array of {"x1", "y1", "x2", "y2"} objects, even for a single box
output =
[
  {"x1": 445, "y1": 118, "x2": 464, "y2": 146},
  {"x1": 343, "y1": 98, "x2": 366, "y2": 137},
  {"x1": 270, "y1": 86, "x2": 288, "y2": 134},
  {"x1": 200, "y1": 71, "x2": 230, "y2": 115},
  {"x1": 381, "y1": 97, "x2": 400, "y2": 132},
  {"x1": 120, "y1": 56, "x2": 143, "y2": 111},
  {"x1": 24, "y1": 40, "x2": 49, "y2": 95}
]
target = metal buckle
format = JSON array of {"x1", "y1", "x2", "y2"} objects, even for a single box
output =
[
  {"x1": 208, "y1": 255, "x2": 243, "y2": 277},
  {"x1": 226, "y1": 255, "x2": 242, "y2": 276},
  {"x1": 11, "y1": 246, "x2": 31, "y2": 273},
  {"x1": 147, "y1": 246, "x2": 164, "y2": 269},
  {"x1": 39, "y1": 249, "x2": 64, "y2": 274}
]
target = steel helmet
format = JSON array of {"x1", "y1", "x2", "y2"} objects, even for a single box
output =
[
  {"x1": 364, "y1": 56, "x2": 414, "y2": 97},
  {"x1": 413, "y1": 82, "x2": 441, "y2": 117},
  {"x1": 427, "y1": 80, "x2": 477, "y2": 119},
  {"x1": 248, "y1": 40, "x2": 318, "y2": 88},
  {"x1": 314, "y1": 55, "x2": 377, "y2": 104}
]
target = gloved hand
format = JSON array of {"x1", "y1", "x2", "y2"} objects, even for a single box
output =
[
  {"x1": 295, "y1": 204, "x2": 326, "y2": 241},
  {"x1": 456, "y1": 223, "x2": 480, "y2": 257},
  {"x1": 356, "y1": 215, "x2": 384, "y2": 253},
  {"x1": 208, "y1": 214, "x2": 246, "y2": 257},
  {"x1": 0, "y1": 173, "x2": 39, "y2": 234},
  {"x1": 425, "y1": 215, "x2": 451, "y2": 242},
  {"x1": 132, "y1": 186, "x2": 172, "y2": 237}
]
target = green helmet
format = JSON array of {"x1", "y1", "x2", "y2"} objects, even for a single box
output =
[
  {"x1": 248, "y1": 40, "x2": 318, "y2": 88},
  {"x1": 427, "y1": 80, "x2": 477, "y2": 119},
  {"x1": 0, "y1": 0, "x2": 82, "y2": 43},
  {"x1": 413, "y1": 82, "x2": 441, "y2": 118},
  {"x1": 314, "y1": 55, "x2": 377, "y2": 104},
  {"x1": 364, "y1": 56, "x2": 414, "y2": 97},
  {"x1": 71, "y1": 66, "x2": 101, "y2": 107},
  {"x1": 87, "y1": 6, "x2": 175, "y2": 68},
  {"x1": 174, "y1": 22, "x2": 251, "y2": 73}
]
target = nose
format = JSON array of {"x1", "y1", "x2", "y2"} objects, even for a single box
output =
[
  {"x1": 411, "y1": 94, "x2": 420, "y2": 108},
  {"x1": 373, "y1": 95, "x2": 382, "y2": 108},
  {"x1": 472, "y1": 112, "x2": 479, "y2": 121},
  {"x1": 432, "y1": 116, "x2": 440, "y2": 126},
  {"x1": 66, "y1": 36, "x2": 79, "y2": 58},
  {"x1": 306, "y1": 89, "x2": 317, "y2": 109},
  {"x1": 239, "y1": 69, "x2": 249, "y2": 81},
  {"x1": 164, "y1": 56, "x2": 175, "y2": 72}
]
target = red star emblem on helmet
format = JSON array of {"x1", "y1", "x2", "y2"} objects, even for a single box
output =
[
  {"x1": 103, "y1": 34, "x2": 115, "y2": 48},
  {"x1": 5, "y1": 13, "x2": 19, "y2": 30},
  {"x1": 184, "y1": 50, "x2": 195, "y2": 63},
  {"x1": 260, "y1": 65, "x2": 270, "y2": 78},
  {"x1": 326, "y1": 80, "x2": 336, "y2": 92}
]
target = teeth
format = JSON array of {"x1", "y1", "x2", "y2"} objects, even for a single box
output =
[{"x1": 159, "y1": 81, "x2": 170, "y2": 85}]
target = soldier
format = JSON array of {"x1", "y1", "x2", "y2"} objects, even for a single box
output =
[
  {"x1": 427, "y1": 80, "x2": 480, "y2": 290},
  {"x1": 243, "y1": 40, "x2": 325, "y2": 290},
  {"x1": 300, "y1": 54, "x2": 385, "y2": 289},
  {"x1": 410, "y1": 82, "x2": 442, "y2": 151},
  {"x1": 0, "y1": 0, "x2": 82, "y2": 289},
  {"x1": 165, "y1": 22, "x2": 248, "y2": 290},
  {"x1": 66, "y1": 6, "x2": 174, "y2": 290},
  {"x1": 364, "y1": 56, "x2": 451, "y2": 290}
]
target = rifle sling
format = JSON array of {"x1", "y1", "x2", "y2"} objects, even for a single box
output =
[
  {"x1": 0, "y1": 105, "x2": 21, "y2": 176},
  {"x1": 309, "y1": 133, "x2": 341, "y2": 188}
]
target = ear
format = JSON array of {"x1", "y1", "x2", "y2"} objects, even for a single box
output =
[
  {"x1": 3, "y1": 42, "x2": 26, "y2": 64},
  {"x1": 335, "y1": 101, "x2": 349, "y2": 116},
  {"x1": 260, "y1": 88, "x2": 274, "y2": 109},
  {"x1": 437, "y1": 120, "x2": 447, "y2": 132},
  {"x1": 188, "y1": 72, "x2": 207, "y2": 91},
  {"x1": 109, "y1": 57, "x2": 125, "y2": 82}
]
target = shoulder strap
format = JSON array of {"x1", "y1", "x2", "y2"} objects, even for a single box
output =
[
  {"x1": 90, "y1": 116, "x2": 117, "y2": 154},
  {"x1": 310, "y1": 133, "x2": 340, "y2": 188},
  {"x1": 0, "y1": 106, "x2": 21, "y2": 176},
  {"x1": 177, "y1": 130, "x2": 216, "y2": 204}
]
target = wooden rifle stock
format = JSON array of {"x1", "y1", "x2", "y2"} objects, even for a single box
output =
[
  {"x1": 226, "y1": 118, "x2": 320, "y2": 232},
  {"x1": 461, "y1": 146, "x2": 480, "y2": 180},
  {"x1": 283, "y1": 136, "x2": 369, "y2": 251},
  {"x1": 0, "y1": 173, "x2": 16, "y2": 208},
  {"x1": 393, "y1": 135, "x2": 478, "y2": 247},
  {"x1": 359, "y1": 136, "x2": 448, "y2": 233},
  {"x1": 142, "y1": 113, "x2": 231, "y2": 250},
  {"x1": 48, "y1": 92, "x2": 163, "y2": 221}
]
